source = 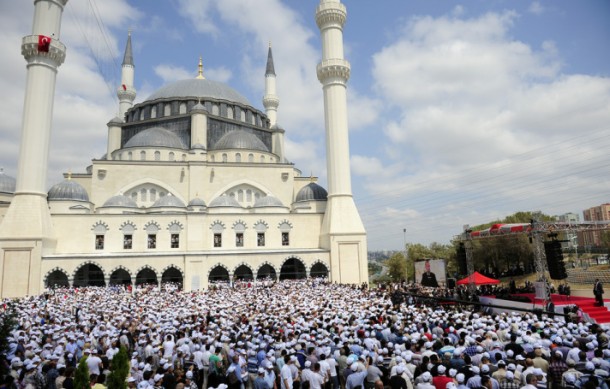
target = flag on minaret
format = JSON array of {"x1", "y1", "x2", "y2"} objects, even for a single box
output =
[
  {"x1": 122, "y1": 84, "x2": 127, "y2": 91},
  {"x1": 38, "y1": 35, "x2": 51, "y2": 52}
]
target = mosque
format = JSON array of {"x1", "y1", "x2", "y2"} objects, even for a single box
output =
[{"x1": 0, "y1": 0, "x2": 368, "y2": 297}]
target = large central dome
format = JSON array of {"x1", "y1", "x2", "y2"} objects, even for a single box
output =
[{"x1": 145, "y1": 79, "x2": 251, "y2": 106}]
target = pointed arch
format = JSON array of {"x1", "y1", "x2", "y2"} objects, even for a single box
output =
[
  {"x1": 109, "y1": 266, "x2": 132, "y2": 286},
  {"x1": 73, "y1": 261, "x2": 106, "y2": 287},
  {"x1": 161, "y1": 266, "x2": 183, "y2": 288},
  {"x1": 208, "y1": 263, "x2": 230, "y2": 282},
  {"x1": 135, "y1": 265, "x2": 158, "y2": 285},
  {"x1": 309, "y1": 261, "x2": 329, "y2": 278},
  {"x1": 280, "y1": 257, "x2": 306, "y2": 280},
  {"x1": 117, "y1": 178, "x2": 187, "y2": 205},
  {"x1": 256, "y1": 262, "x2": 277, "y2": 280},
  {"x1": 233, "y1": 263, "x2": 254, "y2": 281},
  {"x1": 44, "y1": 268, "x2": 70, "y2": 288}
]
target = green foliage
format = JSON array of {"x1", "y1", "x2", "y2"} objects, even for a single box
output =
[
  {"x1": 74, "y1": 357, "x2": 90, "y2": 389},
  {"x1": 107, "y1": 346, "x2": 130, "y2": 389},
  {"x1": 0, "y1": 306, "x2": 18, "y2": 378},
  {"x1": 368, "y1": 261, "x2": 382, "y2": 275},
  {"x1": 386, "y1": 252, "x2": 407, "y2": 282}
]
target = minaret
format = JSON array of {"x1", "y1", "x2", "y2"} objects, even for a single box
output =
[
  {"x1": 263, "y1": 43, "x2": 285, "y2": 162},
  {"x1": 263, "y1": 43, "x2": 279, "y2": 127},
  {"x1": 316, "y1": 0, "x2": 368, "y2": 283},
  {"x1": 117, "y1": 31, "x2": 136, "y2": 120},
  {"x1": 0, "y1": 0, "x2": 69, "y2": 297}
]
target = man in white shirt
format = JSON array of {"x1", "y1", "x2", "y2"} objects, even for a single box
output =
[{"x1": 280, "y1": 355, "x2": 294, "y2": 389}]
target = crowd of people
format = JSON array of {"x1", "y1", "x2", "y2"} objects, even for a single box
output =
[{"x1": 2, "y1": 280, "x2": 610, "y2": 389}]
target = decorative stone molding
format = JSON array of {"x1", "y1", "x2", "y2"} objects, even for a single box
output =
[
  {"x1": 161, "y1": 265, "x2": 184, "y2": 277},
  {"x1": 73, "y1": 261, "x2": 105, "y2": 278},
  {"x1": 109, "y1": 265, "x2": 133, "y2": 278},
  {"x1": 167, "y1": 220, "x2": 184, "y2": 231},
  {"x1": 44, "y1": 267, "x2": 69, "y2": 283},
  {"x1": 21, "y1": 35, "x2": 66, "y2": 66},
  {"x1": 207, "y1": 263, "x2": 230, "y2": 277},
  {"x1": 135, "y1": 265, "x2": 157, "y2": 277},
  {"x1": 315, "y1": 3, "x2": 347, "y2": 29},
  {"x1": 120, "y1": 221, "x2": 137, "y2": 231},
  {"x1": 209, "y1": 220, "x2": 225, "y2": 230},
  {"x1": 317, "y1": 59, "x2": 350, "y2": 83}
]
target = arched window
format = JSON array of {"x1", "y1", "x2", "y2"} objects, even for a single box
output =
[
  {"x1": 131, "y1": 192, "x2": 137, "y2": 201},
  {"x1": 260, "y1": 155, "x2": 265, "y2": 163},
  {"x1": 151, "y1": 106, "x2": 157, "y2": 119},
  {"x1": 238, "y1": 190, "x2": 244, "y2": 202},
  {"x1": 235, "y1": 153, "x2": 241, "y2": 163},
  {"x1": 154, "y1": 151, "x2": 161, "y2": 161},
  {"x1": 140, "y1": 110, "x2": 145, "y2": 121},
  {"x1": 227, "y1": 106, "x2": 234, "y2": 119},
  {"x1": 179, "y1": 102, "x2": 187, "y2": 114},
  {"x1": 164, "y1": 103, "x2": 171, "y2": 117},
  {"x1": 240, "y1": 110, "x2": 246, "y2": 122},
  {"x1": 222, "y1": 153, "x2": 228, "y2": 163},
  {"x1": 246, "y1": 190, "x2": 252, "y2": 202},
  {"x1": 140, "y1": 151, "x2": 146, "y2": 161},
  {"x1": 128, "y1": 151, "x2": 133, "y2": 160},
  {"x1": 212, "y1": 104, "x2": 219, "y2": 116},
  {"x1": 169, "y1": 152, "x2": 175, "y2": 161},
  {"x1": 140, "y1": 189, "x2": 147, "y2": 202},
  {"x1": 150, "y1": 189, "x2": 157, "y2": 202},
  {"x1": 248, "y1": 153, "x2": 254, "y2": 163}
]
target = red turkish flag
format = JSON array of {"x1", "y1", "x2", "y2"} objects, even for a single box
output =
[
  {"x1": 38, "y1": 35, "x2": 51, "y2": 52},
  {"x1": 122, "y1": 84, "x2": 127, "y2": 91}
]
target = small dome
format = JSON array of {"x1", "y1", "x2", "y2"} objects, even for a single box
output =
[
  {"x1": 151, "y1": 194, "x2": 185, "y2": 208},
  {"x1": 146, "y1": 78, "x2": 251, "y2": 106},
  {"x1": 253, "y1": 195, "x2": 284, "y2": 208},
  {"x1": 0, "y1": 169, "x2": 16, "y2": 194},
  {"x1": 208, "y1": 194, "x2": 242, "y2": 208},
  {"x1": 48, "y1": 179, "x2": 90, "y2": 201},
  {"x1": 124, "y1": 127, "x2": 186, "y2": 149},
  {"x1": 188, "y1": 197, "x2": 206, "y2": 207},
  {"x1": 213, "y1": 130, "x2": 269, "y2": 152},
  {"x1": 295, "y1": 183, "x2": 328, "y2": 202},
  {"x1": 102, "y1": 194, "x2": 138, "y2": 208}
]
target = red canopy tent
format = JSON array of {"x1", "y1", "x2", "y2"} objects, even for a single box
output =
[{"x1": 456, "y1": 271, "x2": 500, "y2": 285}]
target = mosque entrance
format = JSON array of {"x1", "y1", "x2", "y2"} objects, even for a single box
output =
[
  {"x1": 208, "y1": 266, "x2": 230, "y2": 283},
  {"x1": 280, "y1": 258, "x2": 306, "y2": 280},
  {"x1": 256, "y1": 264, "x2": 277, "y2": 280},
  {"x1": 109, "y1": 268, "x2": 132, "y2": 286},
  {"x1": 310, "y1": 262, "x2": 329, "y2": 278},
  {"x1": 135, "y1": 268, "x2": 158, "y2": 286},
  {"x1": 161, "y1": 267, "x2": 183, "y2": 289},
  {"x1": 45, "y1": 270, "x2": 69, "y2": 289},
  {"x1": 234, "y1": 265, "x2": 253, "y2": 281},
  {"x1": 73, "y1": 264, "x2": 106, "y2": 287}
]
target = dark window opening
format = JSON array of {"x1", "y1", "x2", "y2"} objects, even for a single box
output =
[
  {"x1": 236, "y1": 233, "x2": 244, "y2": 247},
  {"x1": 282, "y1": 232, "x2": 289, "y2": 246},
  {"x1": 171, "y1": 234, "x2": 179, "y2": 248},
  {"x1": 95, "y1": 235, "x2": 104, "y2": 250},
  {"x1": 214, "y1": 233, "x2": 222, "y2": 247},
  {"x1": 124, "y1": 234, "x2": 133, "y2": 249},
  {"x1": 148, "y1": 234, "x2": 156, "y2": 249},
  {"x1": 257, "y1": 233, "x2": 265, "y2": 247}
]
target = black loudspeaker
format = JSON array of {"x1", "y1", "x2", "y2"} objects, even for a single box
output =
[
  {"x1": 447, "y1": 278, "x2": 456, "y2": 289},
  {"x1": 544, "y1": 240, "x2": 567, "y2": 280},
  {"x1": 456, "y1": 243, "x2": 467, "y2": 275}
]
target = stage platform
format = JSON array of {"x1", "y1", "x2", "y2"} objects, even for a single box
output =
[{"x1": 478, "y1": 293, "x2": 610, "y2": 324}]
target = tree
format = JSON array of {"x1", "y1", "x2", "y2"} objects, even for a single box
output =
[
  {"x1": 74, "y1": 357, "x2": 90, "y2": 389},
  {"x1": 0, "y1": 306, "x2": 17, "y2": 378},
  {"x1": 386, "y1": 252, "x2": 407, "y2": 282},
  {"x1": 107, "y1": 346, "x2": 129, "y2": 389}
]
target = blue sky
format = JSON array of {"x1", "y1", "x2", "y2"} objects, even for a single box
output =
[{"x1": 0, "y1": 0, "x2": 609, "y2": 250}]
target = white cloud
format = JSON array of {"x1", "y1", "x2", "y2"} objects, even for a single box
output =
[
  {"x1": 528, "y1": 1, "x2": 545, "y2": 15},
  {"x1": 154, "y1": 65, "x2": 194, "y2": 83}
]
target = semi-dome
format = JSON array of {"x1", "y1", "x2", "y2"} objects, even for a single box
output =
[
  {"x1": 253, "y1": 195, "x2": 284, "y2": 208},
  {"x1": 188, "y1": 197, "x2": 206, "y2": 207},
  {"x1": 213, "y1": 130, "x2": 269, "y2": 152},
  {"x1": 48, "y1": 179, "x2": 89, "y2": 202},
  {"x1": 208, "y1": 194, "x2": 242, "y2": 208},
  {"x1": 0, "y1": 169, "x2": 16, "y2": 194},
  {"x1": 151, "y1": 194, "x2": 185, "y2": 208},
  {"x1": 102, "y1": 194, "x2": 138, "y2": 208},
  {"x1": 146, "y1": 79, "x2": 251, "y2": 106},
  {"x1": 124, "y1": 127, "x2": 186, "y2": 149},
  {"x1": 295, "y1": 183, "x2": 328, "y2": 202}
]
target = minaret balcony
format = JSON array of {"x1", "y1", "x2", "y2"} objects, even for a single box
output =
[
  {"x1": 317, "y1": 58, "x2": 350, "y2": 83},
  {"x1": 315, "y1": 2, "x2": 346, "y2": 29},
  {"x1": 21, "y1": 35, "x2": 66, "y2": 66}
]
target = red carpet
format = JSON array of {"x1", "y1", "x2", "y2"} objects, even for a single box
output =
[{"x1": 489, "y1": 293, "x2": 610, "y2": 324}]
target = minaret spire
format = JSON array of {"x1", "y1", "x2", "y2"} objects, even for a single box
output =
[
  {"x1": 117, "y1": 31, "x2": 136, "y2": 120},
  {"x1": 263, "y1": 42, "x2": 283, "y2": 161},
  {"x1": 316, "y1": 0, "x2": 368, "y2": 284}
]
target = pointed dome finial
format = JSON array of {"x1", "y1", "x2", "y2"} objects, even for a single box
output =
[
  {"x1": 265, "y1": 43, "x2": 276, "y2": 76},
  {"x1": 196, "y1": 56, "x2": 205, "y2": 79},
  {"x1": 122, "y1": 31, "x2": 134, "y2": 66},
  {"x1": 67, "y1": 170, "x2": 72, "y2": 180}
]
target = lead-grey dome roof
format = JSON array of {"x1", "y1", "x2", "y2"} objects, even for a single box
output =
[
  {"x1": 295, "y1": 183, "x2": 328, "y2": 202},
  {"x1": 102, "y1": 194, "x2": 138, "y2": 208},
  {"x1": 213, "y1": 130, "x2": 269, "y2": 152},
  {"x1": 146, "y1": 79, "x2": 251, "y2": 106},
  {"x1": 208, "y1": 194, "x2": 242, "y2": 208},
  {"x1": 151, "y1": 194, "x2": 185, "y2": 208},
  {"x1": 124, "y1": 127, "x2": 186, "y2": 149},
  {"x1": 0, "y1": 169, "x2": 16, "y2": 194},
  {"x1": 48, "y1": 179, "x2": 90, "y2": 201},
  {"x1": 188, "y1": 197, "x2": 206, "y2": 207},
  {"x1": 253, "y1": 195, "x2": 284, "y2": 208}
]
